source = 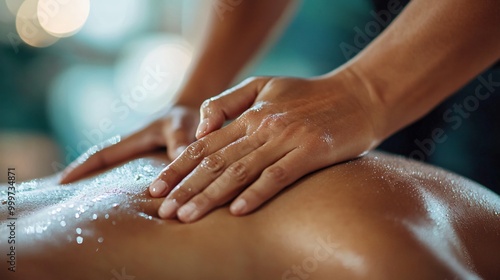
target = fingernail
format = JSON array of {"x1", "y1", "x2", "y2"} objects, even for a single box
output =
[
  {"x1": 177, "y1": 202, "x2": 198, "y2": 222},
  {"x1": 196, "y1": 119, "x2": 209, "y2": 137},
  {"x1": 150, "y1": 179, "x2": 168, "y2": 196},
  {"x1": 159, "y1": 199, "x2": 179, "y2": 219},
  {"x1": 230, "y1": 199, "x2": 247, "y2": 215},
  {"x1": 174, "y1": 146, "x2": 187, "y2": 158}
]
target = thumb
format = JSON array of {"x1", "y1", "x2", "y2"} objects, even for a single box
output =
[{"x1": 196, "y1": 77, "x2": 271, "y2": 139}]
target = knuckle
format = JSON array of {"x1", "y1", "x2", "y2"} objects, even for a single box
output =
[
  {"x1": 264, "y1": 77, "x2": 284, "y2": 89},
  {"x1": 172, "y1": 185, "x2": 194, "y2": 202},
  {"x1": 196, "y1": 185, "x2": 228, "y2": 208},
  {"x1": 200, "y1": 154, "x2": 226, "y2": 173},
  {"x1": 264, "y1": 165, "x2": 288, "y2": 183},
  {"x1": 197, "y1": 188, "x2": 220, "y2": 204},
  {"x1": 226, "y1": 161, "x2": 248, "y2": 183},
  {"x1": 248, "y1": 132, "x2": 266, "y2": 148},
  {"x1": 241, "y1": 107, "x2": 261, "y2": 120},
  {"x1": 242, "y1": 76, "x2": 264, "y2": 86},
  {"x1": 201, "y1": 99, "x2": 212, "y2": 110},
  {"x1": 185, "y1": 141, "x2": 206, "y2": 159},
  {"x1": 263, "y1": 77, "x2": 299, "y2": 91},
  {"x1": 244, "y1": 187, "x2": 267, "y2": 202},
  {"x1": 163, "y1": 165, "x2": 180, "y2": 181},
  {"x1": 200, "y1": 99, "x2": 219, "y2": 117},
  {"x1": 260, "y1": 113, "x2": 289, "y2": 131}
]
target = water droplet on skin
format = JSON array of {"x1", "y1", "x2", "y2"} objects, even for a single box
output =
[
  {"x1": 60, "y1": 221, "x2": 66, "y2": 227},
  {"x1": 112, "y1": 203, "x2": 119, "y2": 208},
  {"x1": 76, "y1": 236, "x2": 83, "y2": 244},
  {"x1": 98, "y1": 237, "x2": 104, "y2": 243},
  {"x1": 92, "y1": 214, "x2": 98, "y2": 220},
  {"x1": 75, "y1": 213, "x2": 80, "y2": 219},
  {"x1": 144, "y1": 165, "x2": 153, "y2": 173},
  {"x1": 105, "y1": 214, "x2": 109, "y2": 219},
  {"x1": 76, "y1": 228, "x2": 82, "y2": 234}
]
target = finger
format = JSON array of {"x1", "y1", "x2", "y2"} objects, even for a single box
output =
[
  {"x1": 175, "y1": 138, "x2": 293, "y2": 223},
  {"x1": 155, "y1": 132, "x2": 264, "y2": 220},
  {"x1": 164, "y1": 108, "x2": 199, "y2": 160},
  {"x1": 60, "y1": 123, "x2": 161, "y2": 184},
  {"x1": 170, "y1": 135, "x2": 264, "y2": 198},
  {"x1": 162, "y1": 133, "x2": 271, "y2": 220},
  {"x1": 149, "y1": 121, "x2": 245, "y2": 198},
  {"x1": 164, "y1": 123, "x2": 196, "y2": 161},
  {"x1": 230, "y1": 148, "x2": 326, "y2": 216},
  {"x1": 196, "y1": 77, "x2": 271, "y2": 139}
]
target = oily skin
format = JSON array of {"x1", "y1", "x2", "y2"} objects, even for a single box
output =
[
  {"x1": 151, "y1": 72, "x2": 379, "y2": 221},
  {"x1": 59, "y1": 0, "x2": 500, "y2": 223},
  {"x1": 2, "y1": 152, "x2": 500, "y2": 279}
]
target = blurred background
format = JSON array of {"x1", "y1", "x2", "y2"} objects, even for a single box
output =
[{"x1": 0, "y1": 0, "x2": 499, "y2": 193}]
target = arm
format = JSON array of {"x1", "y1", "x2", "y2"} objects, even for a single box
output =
[
  {"x1": 347, "y1": 0, "x2": 500, "y2": 139},
  {"x1": 59, "y1": 0, "x2": 295, "y2": 183},
  {"x1": 173, "y1": 0, "x2": 296, "y2": 108},
  {"x1": 151, "y1": 0, "x2": 500, "y2": 222}
]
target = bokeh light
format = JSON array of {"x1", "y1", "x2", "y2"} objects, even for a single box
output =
[
  {"x1": 76, "y1": 0, "x2": 149, "y2": 50},
  {"x1": 16, "y1": 0, "x2": 59, "y2": 47},
  {"x1": 114, "y1": 35, "x2": 193, "y2": 114},
  {"x1": 37, "y1": 0, "x2": 90, "y2": 37},
  {"x1": 47, "y1": 65, "x2": 118, "y2": 153}
]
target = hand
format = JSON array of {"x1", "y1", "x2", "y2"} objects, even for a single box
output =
[
  {"x1": 150, "y1": 69, "x2": 385, "y2": 222},
  {"x1": 59, "y1": 104, "x2": 200, "y2": 184}
]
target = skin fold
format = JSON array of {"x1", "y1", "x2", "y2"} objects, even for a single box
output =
[{"x1": 2, "y1": 151, "x2": 500, "y2": 279}]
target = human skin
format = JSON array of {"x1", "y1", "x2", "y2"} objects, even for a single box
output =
[
  {"x1": 58, "y1": 0, "x2": 295, "y2": 183},
  {"x1": 2, "y1": 151, "x2": 500, "y2": 279},
  {"x1": 60, "y1": 0, "x2": 500, "y2": 223}
]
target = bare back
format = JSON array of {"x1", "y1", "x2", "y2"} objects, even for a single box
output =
[{"x1": 1, "y1": 152, "x2": 499, "y2": 279}]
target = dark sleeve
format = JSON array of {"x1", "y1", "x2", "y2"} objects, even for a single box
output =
[{"x1": 371, "y1": 0, "x2": 410, "y2": 16}]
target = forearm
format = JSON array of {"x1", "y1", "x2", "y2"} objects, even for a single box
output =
[
  {"x1": 174, "y1": 0, "x2": 295, "y2": 108},
  {"x1": 346, "y1": 0, "x2": 500, "y2": 139}
]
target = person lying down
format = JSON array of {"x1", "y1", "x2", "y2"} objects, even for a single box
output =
[{"x1": 1, "y1": 151, "x2": 499, "y2": 279}]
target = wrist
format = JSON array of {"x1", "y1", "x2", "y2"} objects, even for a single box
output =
[{"x1": 322, "y1": 65, "x2": 390, "y2": 144}]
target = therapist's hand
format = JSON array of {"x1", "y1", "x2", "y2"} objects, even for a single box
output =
[
  {"x1": 150, "y1": 69, "x2": 385, "y2": 222},
  {"x1": 59, "y1": 104, "x2": 199, "y2": 184}
]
